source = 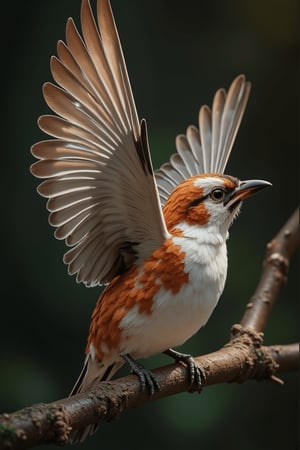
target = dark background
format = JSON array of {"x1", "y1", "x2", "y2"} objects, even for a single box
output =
[{"x1": 1, "y1": 1, "x2": 298, "y2": 449}]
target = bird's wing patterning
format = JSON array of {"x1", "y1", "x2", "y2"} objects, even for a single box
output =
[
  {"x1": 30, "y1": 0, "x2": 169, "y2": 287},
  {"x1": 155, "y1": 75, "x2": 251, "y2": 205}
]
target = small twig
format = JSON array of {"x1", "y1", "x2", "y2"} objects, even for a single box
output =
[{"x1": 239, "y1": 208, "x2": 299, "y2": 332}]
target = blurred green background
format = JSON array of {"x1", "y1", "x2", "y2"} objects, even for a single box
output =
[{"x1": 1, "y1": 0, "x2": 298, "y2": 449}]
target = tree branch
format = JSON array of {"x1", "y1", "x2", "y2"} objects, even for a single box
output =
[
  {"x1": 239, "y1": 207, "x2": 299, "y2": 332},
  {"x1": 0, "y1": 342, "x2": 298, "y2": 450},
  {"x1": 0, "y1": 208, "x2": 298, "y2": 450}
]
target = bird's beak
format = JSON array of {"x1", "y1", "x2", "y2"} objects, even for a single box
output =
[{"x1": 224, "y1": 179, "x2": 272, "y2": 209}]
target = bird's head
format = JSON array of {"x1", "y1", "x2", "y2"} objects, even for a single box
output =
[{"x1": 163, "y1": 174, "x2": 271, "y2": 239}]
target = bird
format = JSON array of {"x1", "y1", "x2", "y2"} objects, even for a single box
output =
[{"x1": 30, "y1": 0, "x2": 271, "y2": 443}]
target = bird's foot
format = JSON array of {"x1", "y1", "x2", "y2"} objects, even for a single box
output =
[
  {"x1": 164, "y1": 348, "x2": 205, "y2": 391},
  {"x1": 122, "y1": 354, "x2": 160, "y2": 396}
]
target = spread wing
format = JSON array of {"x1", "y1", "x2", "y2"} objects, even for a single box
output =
[
  {"x1": 30, "y1": 0, "x2": 169, "y2": 287},
  {"x1": 155, "y1": 75, "x2": 251, "y2": 205}
]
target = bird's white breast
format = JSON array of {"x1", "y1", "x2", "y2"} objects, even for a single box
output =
[{"x1": 119, "y1": 226, "x2": 228, "y2": 359}]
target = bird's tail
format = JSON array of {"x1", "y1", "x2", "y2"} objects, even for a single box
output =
[{"x1": 69, "y1": 354, "x2": 123, "y2": 444}]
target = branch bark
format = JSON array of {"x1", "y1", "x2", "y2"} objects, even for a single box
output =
[
  {"x1": 0, "y1": 208, "x2": 299, "y2": 450},
  {"x1": 239, "y1": 207, "x2": 299, "y2": 331},
  {"x1": 0, "y1": 342, "x2": 298, "y2": 450}
]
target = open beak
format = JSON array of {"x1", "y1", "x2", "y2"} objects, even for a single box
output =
[{"x1": 224, "y1": 179, "x2": 272, "y2": 209}]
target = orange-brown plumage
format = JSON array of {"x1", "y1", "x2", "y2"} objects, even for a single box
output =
[
  {"x1": 87, "y1": 237, "x2": 189, "y2": 359},
  {"x1": 163, "y1": 174, "x2": 239, "y2": 230},
  {"x1": 87, "y1": 266, "x2": 139, "y2": 359},
  {"x1": 163, "y1": 177, "x2": 208, "y2": 229}
]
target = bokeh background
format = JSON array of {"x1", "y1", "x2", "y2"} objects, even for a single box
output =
[{"x1": 1, "y1": 1, "x2": 298, "y2": 449}]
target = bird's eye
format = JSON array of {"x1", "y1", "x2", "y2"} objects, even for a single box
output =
[{"x1": 210, "y1": 188, "x2": 226, "y2": 202}]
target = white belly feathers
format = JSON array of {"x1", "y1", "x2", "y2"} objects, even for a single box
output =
[{"x1": 119, "y1": 233, "x2": 228, "y2": 359}]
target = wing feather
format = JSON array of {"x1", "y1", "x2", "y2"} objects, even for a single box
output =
[
  {"x1": 155, "y1": 74, "x2": 251, "y2": 205},
  {"x1": 31, "y1": 0, "x2": 169, "y2": 287}
]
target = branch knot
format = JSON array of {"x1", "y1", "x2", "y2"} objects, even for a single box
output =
[
  {"x1": 228, "y1": 324, "x2": 280, "y2": 383},
  {"x1": 230, "y1": 323, "x2": 263, "y2": 347},
  {"x1": 48, "y1": 405, "x2": 71, "y2": 446},
  {"x1": 266, "y1": 250, "x2": 289, "y2": 279}
]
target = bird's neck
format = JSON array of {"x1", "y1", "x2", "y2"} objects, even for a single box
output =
[{"x1": 170, "y1": 221, "x2": 229, "y2": 246}]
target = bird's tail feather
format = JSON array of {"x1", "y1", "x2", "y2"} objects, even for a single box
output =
[{"x1": 69, "y1": 354, "x2": 123, "y2": 444}]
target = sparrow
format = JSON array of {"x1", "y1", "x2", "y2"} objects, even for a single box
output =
[{"x1": 30, "y1": 0, "x2": 271, "y2": 443}]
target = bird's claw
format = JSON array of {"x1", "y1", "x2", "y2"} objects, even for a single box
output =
[
  {"x1": 183, "y1": 354, "x2": 204, "y2": 388},
  {"x1": 164, "y1": 348, "x2": 205, "y2": 391},
  {"x1": 135, "y1": 365, "x2": 160, "y2": 396},
  {"x1": 122, "y1": 354, "x2": 160, "y2": 396}
]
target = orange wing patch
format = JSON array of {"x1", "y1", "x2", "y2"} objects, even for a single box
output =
[{"x1": 87, "y1": 239, "x2": 189, "y2": 359}]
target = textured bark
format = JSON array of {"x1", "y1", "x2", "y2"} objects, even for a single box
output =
[{"x1": 0, "y1": 208, "x2": 298, "y2": 450}]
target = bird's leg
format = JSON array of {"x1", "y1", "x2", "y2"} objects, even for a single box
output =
[
  {"x1": 122, "y1": 354, "x2": 160, "y2": 396},
  {"x1": 164, "y1": 348, "x2": 205, "y2": 389}
]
